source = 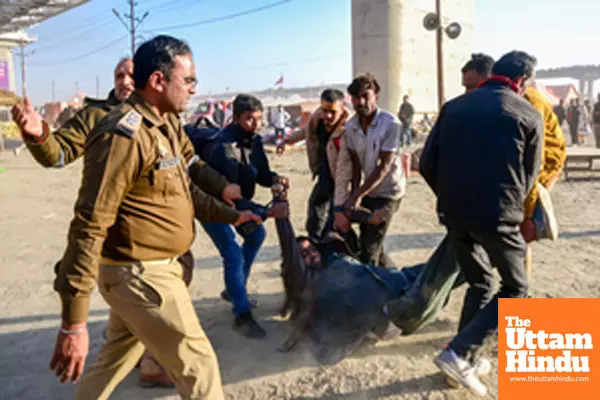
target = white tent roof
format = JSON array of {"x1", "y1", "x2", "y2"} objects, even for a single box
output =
[{"x1": 0, "y1": 0, "x2": 89, "y2": 35}]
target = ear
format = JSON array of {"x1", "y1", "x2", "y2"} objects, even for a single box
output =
[{"x1": 147, "y1": 71, "x2": 166, "y2": 93}]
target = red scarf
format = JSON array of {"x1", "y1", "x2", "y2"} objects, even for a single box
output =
[{"x1": 478, "y1": 75, "x2": 520, "y2": 93}]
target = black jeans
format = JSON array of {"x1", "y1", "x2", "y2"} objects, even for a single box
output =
[
  {"x1": 359, "y1": 197, "x2": 401, "y2": 267},
  {"x1": 447, "y1": 226, "x2": 528, "y2": 360},
  {"x1": 306, "y1": 176, "x2": 334, "y2": 242}
]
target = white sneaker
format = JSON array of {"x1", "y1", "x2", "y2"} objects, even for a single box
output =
[
  {"x1": 434, "y1": 348, "x2": 488, "y2": 397},
  {"x1": 446, "y1": 357, "x2": 491, "y2": 388}
]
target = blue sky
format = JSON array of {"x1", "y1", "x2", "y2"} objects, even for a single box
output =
[{"x1": 14, "y1": 0, "x2": 600, "y2": 105}]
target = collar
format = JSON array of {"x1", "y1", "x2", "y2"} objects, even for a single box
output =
[
  {"x1": 127, "y1": 91, "x2": 164, "y2": 127},
  {"x1": 350, "y1": 108, "x2": 381, "y2": 130},
  {"x1": 223, "y1": 123, "x2": 256, "y2": 145},
  {"x1": 106, "y1": 89, "x2": 120, "y2": 105},
  {"x1": 478, "y1": 75, "x2": 521, "y2": 93}
]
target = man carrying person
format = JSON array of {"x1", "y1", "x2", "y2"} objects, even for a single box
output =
[
  {"x1": 200, "y1": 94, "x2": 290, "y2": 339},
  {"x1": 397, "y1": 95, "x2": 414, "y2": 147},
  {"x1": 278, "y1": 89, "x2": 353, "y2": 242},
  {"x1": 420, "y1": 51, "x2": 543, "y2": 396},
  {"x1": 47, "y1": 35, "x2": 263, "y2": 399},
  {"x1": 333, "y1": 74, "x2": 405, "y2": 267}
]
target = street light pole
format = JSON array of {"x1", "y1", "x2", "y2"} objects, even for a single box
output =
[{"x1": 435, "y1": 0, "x2": 444, "y2": 110}]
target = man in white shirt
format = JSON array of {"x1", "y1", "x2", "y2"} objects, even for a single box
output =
[
  {"x1": 272, "y1": 104, "x2": 291, "y2": 142},
  {"x1": 334, "y1": 74, "x2": 405, "y2": 267}
]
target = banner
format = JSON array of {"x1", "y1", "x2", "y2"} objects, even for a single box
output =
[
  {"x1": 0, "y1": 60, "x2": 8, "y2": 90},
  {"x1": 499, "y1": 298, "x2": 600, "y2": 399}
]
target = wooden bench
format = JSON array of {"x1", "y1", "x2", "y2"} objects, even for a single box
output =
[{"x1": 564, "y1": 147, "x2": 600, "y2": 180}]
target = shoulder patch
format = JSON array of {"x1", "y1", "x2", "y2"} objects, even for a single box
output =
[{"x1": 116, "y1": 110, "x2": 142, "y2": 137}]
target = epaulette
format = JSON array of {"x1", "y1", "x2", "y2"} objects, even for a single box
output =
[
  {"x1": 83, "y1": 96, "x2": 105, "y2": 107},
  {"x1": 115, "y1": 109, "x2": 142, "y2": 138}
]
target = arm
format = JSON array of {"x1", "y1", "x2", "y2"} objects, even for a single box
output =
[
  {"x1": 523, "y1": 117, "x2": 544, "y2": 196},
  {"x1": 252, "y1": 138, "x2": 278, "y2": 187},
  {"x1": 333, "y1": 134, "x2": 353, "y2": 207},
  {"x1": 419, "y1": 109, "x2": 444, "y2": 195},
  {"x1": 26, "y1": 115, "x2": 90, "y2": 168},
  {"x1": 54, "y1": 129, "x2": 142, "y2": 324},
  {"x1": 15, "y1": 101, "x2": 100, "y2": 168},
  {"x1": 177, "y1": 118, "x2": 229, "y2": 197},
  {"x1": 285, "y1": 124, "x2": 308, "y2": 145},
  {"x1": 190, "y1": 183, "x2": 240, "y2": 224}
]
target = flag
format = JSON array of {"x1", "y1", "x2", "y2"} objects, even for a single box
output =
[{"x1": 274, "y1": 75, "x2": 284, "y2": 86}]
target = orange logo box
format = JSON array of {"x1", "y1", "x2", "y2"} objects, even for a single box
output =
[{"x1": 498, "y1": 298, "x2": 600, "y2": 400}]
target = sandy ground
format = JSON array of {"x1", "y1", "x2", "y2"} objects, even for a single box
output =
[{"x1": 1, "y1": 146, "x2": 600, "y2": 400}]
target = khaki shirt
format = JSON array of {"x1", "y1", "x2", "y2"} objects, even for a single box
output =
[
  {"x1": 54, "y1": 92, "x2": 239, "y2": 323},
  {"x1": 27, "y1": 91, "x2": 121, "y2": 168}
]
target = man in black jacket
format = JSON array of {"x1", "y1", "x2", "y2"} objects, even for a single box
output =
[
  {"x1": 420, "y1": 51, "x2": 543, "y2": 396},
  {"x1": 201, "y1": 94, "x2": 290, "y2": 339}
]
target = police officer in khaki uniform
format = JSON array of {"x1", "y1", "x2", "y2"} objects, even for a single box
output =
[
  {"x1": 12, "y1": 56, "x2": 243, "y2": 388},
  {"x1": 48, "y1": 35, "x2": 258, "y2": 399},
  {"x1": 14, "y1": 58, "x2": 134, "y2": 168}
]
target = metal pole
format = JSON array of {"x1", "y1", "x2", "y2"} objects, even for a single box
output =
[
  {"x1": 130, "y1": 0, "x2": 135, "y2": 57},
  {"x1": 52, "y1": 78, "x2": 55, "y2": 102},
  {"x1": 435, "y1": 0, "x2": 444, "y2": 109},
  {"x1": 96, "y1": 75, "x2": 100, "y2": 98},
  {"x1": 20, "y1": 40, "x2": 27, "y2": 98}
]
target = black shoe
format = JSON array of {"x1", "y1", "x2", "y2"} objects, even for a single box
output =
[
  {"x1": 233, "y1": 313, "x2": 266, "y2": 339},
  {"x1": 220, "y1": 290, "x2": 258, "y2": 308}
]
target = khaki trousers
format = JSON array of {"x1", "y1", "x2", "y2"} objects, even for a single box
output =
[{"x1": 75, "y1": 258, "x2": 224, "y2": 400}]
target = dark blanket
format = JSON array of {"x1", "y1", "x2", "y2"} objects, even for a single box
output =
[{"x1": 304, "y1": 236, "x2": 465, "y2": 365}]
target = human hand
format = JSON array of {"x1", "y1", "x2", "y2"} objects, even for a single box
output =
[
  {"x1": 267, "y1": 201, "x2": 290, "y2": 219},
  {"x1": 233, "y1": 211, "x2": 263, "y2": 227},
  {"x1": 11, "y1": 97, "x2": 44, "y2": 139},
  {"x1": 520, "y1": 219, "x2": 536, "y2": 243},
  {"x1": 49, "y1": 322, "x2": 89, "y2": 384},
  {"x1": 334, "y1": 211, "x2": 351, "y2": 233},
  {"x1": 221, "y1": 184, "x2": 242, "y2": 206}
]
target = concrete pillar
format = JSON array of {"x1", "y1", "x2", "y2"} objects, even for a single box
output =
[
  {"x1": 352, "y1": 0, "x2": 475, "y2": 115},
  {"x1": 587, "y1": 79, "x2": 594, "y2": 102},
  {"x1": 0, "y1": 31, "x2": 35, "y2": 94},
  {"x1": 579, "y1": 79, "x2": 585, "y2": 100},
  {"x1": 351, "y1": 0, "x2": 403, "y2": 114}
]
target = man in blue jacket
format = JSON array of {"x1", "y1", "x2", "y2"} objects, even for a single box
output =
[
  {"x1": 201, "y1": 94, "x2": 289, "y2": 339},
  {"x1": 420, "y1": 51, "x2": 543, "y2": 396}
]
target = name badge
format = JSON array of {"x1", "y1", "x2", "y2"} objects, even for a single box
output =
[{"x1": 155, "y1": 156, "x2": 180, "y2": 170}]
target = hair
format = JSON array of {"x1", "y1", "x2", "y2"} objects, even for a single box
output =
[
  {"x1": 114, "y1": 57, "x2": 132, "y2": 73},
  {"x1": 233, "y1": 94, "x2": 263, "y2": 117},
  {"x1": 133, "y1": 35, "x2": 192, "y2": 89},
  {"x1": 347, "y1": 73, "x2": 380, "y2": 97},
  {"x1": 461, "y1": 53, "x2": 495, "y2": 76},
  {"x1": 321, "y1": 88, "x2": 345, "y2": 103},
  {"x1": 492, "y1": 51, "x2": 537, "y2": 82}
]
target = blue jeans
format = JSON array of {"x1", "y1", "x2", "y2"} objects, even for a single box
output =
[
  {"x1": 201, "y1": 222, "x2": 266, "y2": 317},
  {"x1": 400, "y1": 124, "x2": 412, "y2": 147}
]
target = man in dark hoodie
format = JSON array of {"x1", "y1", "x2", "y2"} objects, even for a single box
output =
[
  {"x1": 200, "y1": 94, "x2": 290, "y2": 339},
  {"x1": 420, "y1": 51, "x2": 543, "y2": 396}
]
